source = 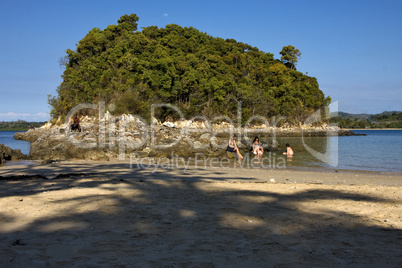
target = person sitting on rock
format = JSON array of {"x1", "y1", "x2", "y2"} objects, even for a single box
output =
[
  {"x1": 70, "y1": 114, "x2": 81, "y2": 132},
  {"x1": 227, "y1": 135, "x2": 243, "y2": 161},
  {"x1": 252, "y1": 136, "x2": 264, "y2": 157}
]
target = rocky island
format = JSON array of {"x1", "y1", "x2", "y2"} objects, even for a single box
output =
[{"x1": 13, "y1": 113, "x2": 356, "y2": 161}]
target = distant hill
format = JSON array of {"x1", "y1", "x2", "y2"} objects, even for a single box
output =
[
  {"x1": 333, "y1": 112, "x2": 372, "y2": 120},
  {"x1": 0, "y1": 120, "x2": 46, "y2": 131},
  {"x1": 330, "y1": 111, "x2": 402, "y2": 128}
]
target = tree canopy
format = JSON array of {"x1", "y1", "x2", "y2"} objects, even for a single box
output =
[
  {"x1": 280, "y1": 45, "x2": 301, "y2": 70},
  {"x1": 48, "y1": 14, "x2": 331, "y2": 125}
]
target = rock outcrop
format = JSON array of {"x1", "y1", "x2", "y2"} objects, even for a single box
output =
[
  {"x1": 14, "y1": 113, "x2": 356, "y2": 161},
  {"x1": 14, "y1": 114, "x2": 236, "y2": 161},
  {"x1": 0, "y1": 144, "x2": 29, "y2": 165}
]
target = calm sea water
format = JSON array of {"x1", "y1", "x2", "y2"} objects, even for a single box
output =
[
  {"x1": 0, "y1": 131, "x2": 31, "y2": 155},
  {"x1": 1, "y1": 130, "x2": 401, "y2": 172},
  {"x1": 258, "y1": 129, "x2": 402, "y2": 173}
]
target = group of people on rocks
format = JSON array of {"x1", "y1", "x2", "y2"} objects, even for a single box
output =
[{"x1": 226, "y1": 135, "x2": 294, "y2": 163}]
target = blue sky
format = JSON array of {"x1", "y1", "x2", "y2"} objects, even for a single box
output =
[{"x1": 0, "y1": 0, "x2": 401, "y2": 121}]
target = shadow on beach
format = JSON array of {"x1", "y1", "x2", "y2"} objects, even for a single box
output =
[{"x1": 0, "y1": 161, "x2": 401, "y2": 267}]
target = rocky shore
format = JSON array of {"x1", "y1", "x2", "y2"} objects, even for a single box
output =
[
  {"x1": 0, "y1": 144, "x2": 29, "y2": 165},
  {"x1": 13, "y1": 114, "x2": 358, "y2": 161}
]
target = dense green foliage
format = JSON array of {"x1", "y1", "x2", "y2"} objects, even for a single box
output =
[
  {"x1": 370, "y1": 111, "x2": 402, "y2": 128},
  {"x1": 330, "y1": 111, "x2": 402, "y2": 128},
  {"x1": 0, "y1": 121, "x2": 46, "y2": 131},
  {"x1": 49, "y1": 14, "x2": 331, "y2": 124},
  {"x1": 280, "y1": 45, "x2": 301, "y2": 70}
]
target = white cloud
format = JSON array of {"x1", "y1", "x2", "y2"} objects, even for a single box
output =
[
  {"x1": 163, "y1": 13, "x2": 168, "y2": 17},
  {"x1": 0, "y1": 112, "x2": 50, "y2": 122}
]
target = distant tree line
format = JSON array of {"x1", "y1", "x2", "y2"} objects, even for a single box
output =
[
  {"x1": 0, "y1": 120, "x2": 46, "y2": 131},
  {"x1": 48, "y1": 14, "x2": 331, "y2": 125},
  {"x1": 330, "y1": 111, "x2": 402, "y2": 128}
]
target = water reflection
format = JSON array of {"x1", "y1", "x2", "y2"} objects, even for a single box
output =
[{"x1": 256, "y1": 136, "x2": 335, "y2": 169}]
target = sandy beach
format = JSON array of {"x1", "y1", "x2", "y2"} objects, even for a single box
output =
[{"x1": 0, "y1": 160, "x2": 401, "y2": 267}]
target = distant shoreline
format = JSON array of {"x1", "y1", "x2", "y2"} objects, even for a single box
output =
[{"x1": 345, "y1": 128, "x2": 402, "y2": 131}]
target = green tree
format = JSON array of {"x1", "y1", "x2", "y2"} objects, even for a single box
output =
[
  {"x1": 48, "y1": 14, "x2": 330, "y2": 125},
  {"x1": 117, "y1": 14, "x2": 139, "y2": 31},
  {"x1": 280, "y1": 45, "x2": 301, "y2": 70}
]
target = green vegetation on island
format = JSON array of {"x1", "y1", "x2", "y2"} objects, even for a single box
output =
[
  {"x1": 0, "y1": 120, "x2": 46, "y2": 131},
  {"x1": 330, "y1": 111, "x2": 402, "y2": 128},
  {"x1": 48, "y1": 14, "x2": 330, "y2": 125}
]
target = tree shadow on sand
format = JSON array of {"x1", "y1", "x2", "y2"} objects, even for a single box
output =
[{"x1": 0, "y1": 162, "x2": 401, "y2": 267}]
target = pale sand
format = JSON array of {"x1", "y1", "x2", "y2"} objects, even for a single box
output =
[{"x1": 0, "y1": 160, "x2": 401, "y2": 267}]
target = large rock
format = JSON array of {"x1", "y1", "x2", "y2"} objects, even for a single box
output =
[
  {"x1": 14, "y1": 115, "x2": 216, "y2": 160},
  {"x1": 0, "y1": 143, "x2": 29, "y2": 164},
  {"x1": 14, "y1": 114, "x2": 356, "y2": 161},
  {"x1": 14, "y1": 128, "x2": 48, "y2": 142}
]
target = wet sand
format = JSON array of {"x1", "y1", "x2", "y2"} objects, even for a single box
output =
[{"x1": 0, "y1": 160, "x2": 401, "y2": 267}]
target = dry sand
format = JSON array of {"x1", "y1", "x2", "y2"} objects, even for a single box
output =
[{"x1": 0, "y1": 160, "x2": 401, "y2": 267}]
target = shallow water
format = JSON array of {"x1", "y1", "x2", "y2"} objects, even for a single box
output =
[
  {"x1": 254, "y1": 130, "x2": 402, "y2": 173},
  {"x1": 1, "y1": 130, "x2": 401, "y2": 172}
]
